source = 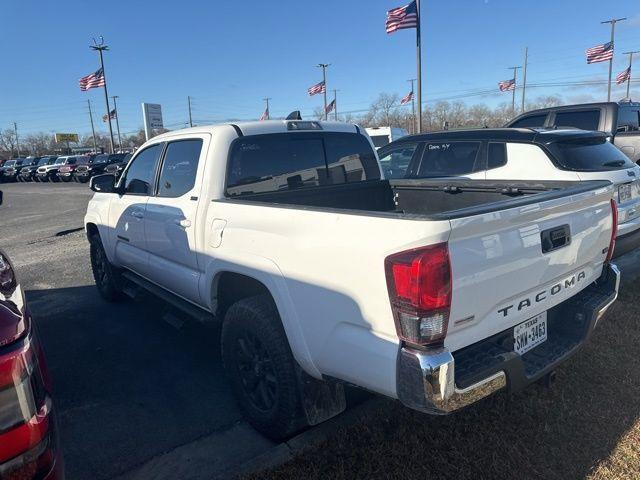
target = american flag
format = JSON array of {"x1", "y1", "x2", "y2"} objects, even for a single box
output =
[
  {"x1": 400, "y1": 90, "x2": 413, "y2": 105},
  {"x1": 498, "y1": 78, "x2": 516, "y2": 92},
  {"x1": 259, "y1": 107, "x2": 269, "y2": 121},
  {"x1": 79, "y1": 68, "x2": 106, "y2": 91},
  {"x1": 386, "y1": 1, "x2": 418, "y2": 34},
  {"x1": 102, "y1": 109, "x2": 117, "y2": 122},
  {"x1": 586, "y1": 42, "x2": 614, "y2": 64},
  {"x1": 616, "y1": 66, "x2": 631, "y2": 84},
  {"x1": 325, "y1": 99, "x2": 336, "y2": 114},
  {"x1": 308, "y1": 80, "x2": 326, "y2": 96}
]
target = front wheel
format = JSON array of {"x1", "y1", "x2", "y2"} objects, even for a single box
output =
[
  {"x1": 222, "y1": 295, "x2": 305, "y2": 440},
  {"x1": 89, "y1": 234, "x2": 123, "y2": 302}
]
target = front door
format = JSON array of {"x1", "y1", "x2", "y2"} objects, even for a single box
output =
[
  {"x1": 108, "y1": 143, "x2": 164, "y2": 276},
  {"x1": 144, "y1": 137, "x2": 206, "y2": 305}
]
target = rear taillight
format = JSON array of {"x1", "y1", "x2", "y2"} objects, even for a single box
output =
[
  {"x1": 0, "y1": 328, "x2": 52, "y2": 474},
  {"x1": 385, "y1": 243, "x2": 452, "y2": 347},
  {"x1": 606, "y1": 199, "x2": 618, "y2": 263}
]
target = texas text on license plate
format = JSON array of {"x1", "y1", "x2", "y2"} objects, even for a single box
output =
[{"x1": 513, "y1": 312, "x2": 547, "y2": 355}]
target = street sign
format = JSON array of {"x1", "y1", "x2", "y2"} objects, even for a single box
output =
[
  {"x1": 142, "y1": 103, "x2": 164, "y2": 141},
  {"x1": 54, "y1": 133, "x2": 79, "y2": 143}
]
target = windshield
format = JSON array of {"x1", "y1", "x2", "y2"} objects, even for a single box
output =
[
  {"x1": 55, "y1": 157, "x2": 66, "y2": 165},
  {"x1": 4, "y1": 160, "x2": 15, "y2": 167},
  {"x1": 370, "y1": 135, "x2": 390, "y2": 148},
  {"x1": 93, "y1": 154, "x2": 109, "y2": 164},
  {"x1": 38, "y1": 158, "x2": 51, "y2": 166},
  {"x1": 548, "y1": 137, "x2": 637, "y2": 171}
]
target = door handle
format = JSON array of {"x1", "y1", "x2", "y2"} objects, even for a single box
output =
[
  {"x1": 130, "y1": 210, "x2": 144, "y2": 219},
  {"x1": 175, "y1": 219, "x2": 192, "y2": 228}
]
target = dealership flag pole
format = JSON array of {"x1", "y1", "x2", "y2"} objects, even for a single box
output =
[
  {"x1": 111, "y1": 96, "x2": 122, "y2": 151},
  {"x1": 623, "y1": 51, "x2": 639, "y2": 99},
  {"x1": 90, "y1": 37, "x2": 115, "y2": 153}
]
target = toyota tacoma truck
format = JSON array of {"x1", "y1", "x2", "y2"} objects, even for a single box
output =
[{"x1": 83, "y1": 120, "x2": 620, "y2": 440}]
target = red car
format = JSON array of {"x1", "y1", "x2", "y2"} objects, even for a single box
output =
[
  {"x1": 0, "y1": 192, "x2": 63, "y2": 479},
  {"x1": 56, "y1": 156, "x2": 90, "y2": 183}
]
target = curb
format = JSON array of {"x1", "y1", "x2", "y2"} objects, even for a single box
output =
[{"x1": 227, "y1": 397, "x2": 389, "y2": 479}]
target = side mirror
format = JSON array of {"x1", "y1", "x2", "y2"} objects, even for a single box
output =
[{"x1": 90, "y1": 174, "x2": 117, "y2": 193}]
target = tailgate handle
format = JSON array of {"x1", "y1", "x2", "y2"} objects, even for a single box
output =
[{"x1": 541, "y1": 224, "x2": 571, "y2": 254}]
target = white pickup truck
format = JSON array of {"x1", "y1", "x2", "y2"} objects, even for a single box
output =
[{"x1": 84, "y1": 120, "x2": 620, "y2": 440}]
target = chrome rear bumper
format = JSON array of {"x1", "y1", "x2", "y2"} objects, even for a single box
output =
[{"x1": 397, "y1": 263, "x2": 620, "y2": 415}]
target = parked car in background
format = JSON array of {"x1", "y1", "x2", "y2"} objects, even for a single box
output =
[
  {"x1": 103, "y1": 153, "x2": 131, "y2": 179},
  {"x1": 1, "y1": 158, "x2": 32, "y2": 182},
  {"x1": 506, "y1": 101, "x2": 640, "y2": 164},
  {"x1": 74, "y1": 153, "x2": 128, "y2": 183},
  {"x1": 57, "y1": 156, "x2": 90, "y2": 182},
  {"x1": 85, "y1": 121, "x2": 619, "y2": 440},
  {"x1": 0, "y1": 191, "x2": 64, "y2": 479},
  {"x1": 378, "y1": 127, "x2": 640, "y2": 257},
  {"x1": 36, "y1": 156, "x2": 75, "y2": 183},
  {"x1": 365, "y1": 126, "x2": 408, "y2": 149},
  {"x1": 18, "y1": 156, "x2": 58, "y2": 182}
]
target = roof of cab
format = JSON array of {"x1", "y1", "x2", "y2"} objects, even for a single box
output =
[
  {"x1": 150, "y1": 120, "x2": 360, "y2": 141},
  {"x1": 386, "y1": 127, "x2": 607, "y2": 147}
]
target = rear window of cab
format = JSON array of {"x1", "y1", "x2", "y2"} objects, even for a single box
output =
[
  {"x1": 548, "y1": 136, "x2": 636, "y2": 171},
  {"x1": 225, "y1": 132, "x2": 380, "y2": 196}
]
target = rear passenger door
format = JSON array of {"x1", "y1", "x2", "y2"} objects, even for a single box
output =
[{"x1": 144, "y1": 136, "x2": 208, "y2": 305}]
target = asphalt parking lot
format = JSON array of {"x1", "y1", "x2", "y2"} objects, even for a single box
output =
[{"x1": 0, "y1": 182, "x2": 276, "y2": 480}]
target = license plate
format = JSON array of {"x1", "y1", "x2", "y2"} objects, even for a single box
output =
[
  {"x1": 514, "y1": 312, "x2": 547, "y2": 355},
  {"x1": 619, "y1": 184, "x2": 632, "y2": 203}
]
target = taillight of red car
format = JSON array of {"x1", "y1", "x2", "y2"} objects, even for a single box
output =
[
  {"x1": 384, "y1": 243, "x2": 452, "y2": 347},
  {"x1": 0, "y1": 252, "x2": 61, "y2": 479}
]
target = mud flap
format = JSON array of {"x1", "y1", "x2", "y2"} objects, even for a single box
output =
[{"x1": 296, "y1": 366, "x2": 346, "y2": 426}]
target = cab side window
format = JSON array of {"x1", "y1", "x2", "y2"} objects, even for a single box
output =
[
  {"x1": 416, "y1": 141, "x2": 481, "y2": 177},
  {"x1": 487, "y1": 143, "x2": 507, "y2": 170},
  {"x1": 377, "y1": 143, "x2": 417, "y2": 179},
  {"x1": 157, "y1": 139, "x2": 203, "y2": 198},
  {"x1": 617, "y1": 107, "x2": 640, "y2": 132},
  {"x1": 510, "y1": 114, "x2": 547, "y2": 128},
  {"x1": 123, "y1": 144, "x2": 163, "y2": 195}
]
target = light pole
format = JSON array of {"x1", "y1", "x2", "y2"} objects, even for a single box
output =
[
  {"x1": 90, "y1": 37, "x2": 115, "y2": 153},
  {"x1": 13, "y1": 122, "x2": 20, "y2": 157},
  {"x1": 601, "y1": 18, "x2": 627, "y2": 102}
]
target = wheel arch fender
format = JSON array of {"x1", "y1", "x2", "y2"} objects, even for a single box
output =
[
  {"x1": 84, "y1": 213, "x2": 116, "y2": 264},
  {"x1": 204, "y1": 255, "x2": 321, "y2": 379}
]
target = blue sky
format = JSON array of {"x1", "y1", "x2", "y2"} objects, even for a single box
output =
[{"x1": 1, "y1": 0, "x2": 639, "y2": 138}]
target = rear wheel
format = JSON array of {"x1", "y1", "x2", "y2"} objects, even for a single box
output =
[
  {"x1": 89, "y1": 233, "x2": 123, "y2": 302},
  {"x1": 222, "y1": 295, "x2": 305, "y2": 440}
]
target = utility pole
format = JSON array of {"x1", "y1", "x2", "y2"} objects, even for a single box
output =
[
  {"x1": 408, "y1": 78, "x2": 416, "y2": 133},
  {"x1": 317, "y1": 63, "x2": 330, "y2": 120},
  {"x1": 87, "y1": 99, "x2": 98, "y2": 153},
  {"x1": 332, "y1": 90, "x2": 338, "y2": 121},
  {"x1": 188, "y1": 96, "x2": 193, "y2": 127},
  {"x1": 111, "y1": 96, "x2": 122, "y2": 151},
  {"x1": 521, "y1": 47, "x2": 528, "y2": 113},
  {"x1": 601, "y1": 17, "x2": 627, "y2": 102},
  {"x1": 263, "y1": 97, "x2": 271, "y2": 120},
  {"x1": 622, "y1": 51, "x2": 639, "y2": 100},
  {"x1": 13, "y1": 122, "x2": 20, "y2": 157},
  {"x1": 508, "y1": 66, "x2": 522, "y2": 113},
  {"x1": 90, "y1": 37, "x2": 115, "y2": 153},
  {"x1": 416, "y1": 0, "x2": 423, "y2": 133}
]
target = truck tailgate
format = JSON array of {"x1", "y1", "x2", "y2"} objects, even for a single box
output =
[{"x1": 445, "y1": 182, "x2": 615, "y2": 352}]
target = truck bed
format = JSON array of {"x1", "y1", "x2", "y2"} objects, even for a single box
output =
[{"x1": 226, "y1": 178, "x2": 612, "y2": 219}]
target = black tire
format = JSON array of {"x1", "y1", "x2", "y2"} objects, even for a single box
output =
[
  {"x1": 222, "y1": 295, "x2": 305, "y2": 440},
  {"x1": 89, "y1": 233, "x2": 123, "y2": 302},
  {"x1": 78, "y1": 177, "x2": 89, "y2": 184}
]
